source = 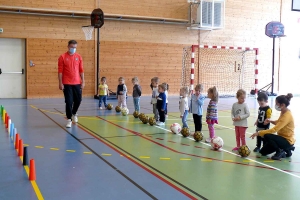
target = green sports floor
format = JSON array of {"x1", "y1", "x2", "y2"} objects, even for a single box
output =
[{"x1": 1, "y1": 96, "x2": 300, "y2": 200}]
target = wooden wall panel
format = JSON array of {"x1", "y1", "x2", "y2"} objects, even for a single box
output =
[
  {"x1": 27, "y1": 39, "x2": 95, "y2": 98},
  {"x1": 0, "y1": 0, "x2": 95, "y2": 12}
]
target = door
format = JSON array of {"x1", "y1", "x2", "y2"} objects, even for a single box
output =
[{"x1": 0, "y1": 38, "x2": 26, "y2": 98}]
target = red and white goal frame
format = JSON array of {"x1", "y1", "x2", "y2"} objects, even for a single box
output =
[{"x1": 184, "y1": 44, "x2": 259, "y2": 96}]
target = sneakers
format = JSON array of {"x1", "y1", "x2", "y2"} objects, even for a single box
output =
[
  {"x1": 271, "y1": 150, "x2": 286, "y2": 160},
  {"x1": 284, "y1": 146, "x2": 295, "y2": 157},
  {"x1": 253, "y1": 147, "x2": 261, "y2": 152},
  {"x1": 66, "y1": 119, "x2": 72, "y2": 128},
  {"x1": 205, "y1": 138, "x2": 212, "y2": 143},
  {"x1": 232, "y1": 147, "x2": 239, "y2": 151},
  {"x1": 156, "y1": 122, "x2": 165, "y2": 126},
  {"x1": 99, "y1": 107, "x2": 103, "y2": 110},
  {"x1": 72, "y1": 114, "x2": 78, "y2": 123}
]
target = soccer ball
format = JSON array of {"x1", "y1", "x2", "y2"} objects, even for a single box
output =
[
  {"x1": 211, "y1": 136, "x2": 224, "y2": 150},
  {"x1": 107, "y1": 104, "x2": 113, "y2": 110},
  {"x1": 170, "y1": 123, "x2": 182, "y2": 134},
  {"x1": 121, "y1": 108, "x2": 129, "y2": 116},
  {"x1": 138, "y1": 113, "x2": 145, "y2": 121},
  {"x1": 193, "y1": 131, "x2": 203, "y2": 142},
  {"x1": 133, "y1": 111, "x2": 139, "y2": 118},
  {"x1": 181, "y1": 127, "x2": 190, "y2": 137},
  {"x1": 115, "y1": 106, "x2": 121, "y2": 113},
  {"x1": 238, "y1": 145, "x2": 251, "y2": 157},
  {"x1": 141, "y1": 116, "x2": 149, "y2": 124},
  {"x1": 148, "y1": 117, "x2": 156, "y2": 126}
]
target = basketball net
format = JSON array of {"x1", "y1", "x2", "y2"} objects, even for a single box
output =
[{"x1": 82, "y1": 26, "x2": 94, "y2": 40}]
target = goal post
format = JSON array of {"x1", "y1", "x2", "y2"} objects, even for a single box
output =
[{"x1": 182, "y1": 45, "x2": 259, "y2": 97}]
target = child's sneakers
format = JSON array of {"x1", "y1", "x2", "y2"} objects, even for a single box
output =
[
  {"x1": 156, "y1": 122, "x2": 165, "y2": 126},
  {"x1": 66, "y1": 119, "x2": 72, "y2": 128},
  {"x1": 72, "y1": 114, "x2": 78, "y2": 123},
  {"x1": 99, "y1": 107, "x2": 103, "y2": 110},
  {"x1": 232, "y1": 147, "x2": 239, "y2": 151},
  {"x1": 253, "y1": 147, "x2": 261, "y2": 152},
  {"x1": 205, "y1": 138, "x2": 212, "y2": 143}
]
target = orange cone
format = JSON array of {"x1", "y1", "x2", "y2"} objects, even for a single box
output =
[
  {"x1": 29, "y1": 159, "x2": 36, "y2": 181},
  {"x1": 18, "y1": 139, "x2": 23, "y2": 156},
  {"x1": 4, "y1": 113, "x2": 7, "y2": 124},
  {"x1": 15, "y1": 134, "x2": 19, "y2": 150}
]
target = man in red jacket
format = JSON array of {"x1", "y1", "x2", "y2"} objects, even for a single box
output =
[{"x1": 58, "y1": 40, "x2": 85, "y2": 128}]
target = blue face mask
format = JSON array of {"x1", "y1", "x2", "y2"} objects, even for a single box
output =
[{"x1": 69, "y1": 48, "x2": 76, "y2": 54}]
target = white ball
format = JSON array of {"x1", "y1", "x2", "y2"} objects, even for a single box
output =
[
  {"x1": 121, "y1": 108, "x2": 129, "y2": 116},
  {"x1": 170, "y1": 123, "x2": 182, "y2": 134},
  {"x1": 211, "y1": 136, "x2": 224, "y2": 150}
]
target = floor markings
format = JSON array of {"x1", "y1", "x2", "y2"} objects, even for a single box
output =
[
  {"x1": 66, "y1": 150, "x2": 76, "y2": 152},
  {"x1": 140, "y1": 156, "x2": 150, "y2": 159},
  {"x1": 224, "y1": 160, "x2": 233, "y2": 162},
  {"x1": 50, "y1": 148, "x2": 59, "y2": 151},
  {"x1": 102, "y1": 153, "x2": 112, "y2": 156},
  {"x1": 264, "y1": 160, "x2": 275, "y2": 163},
  {"x1": 160, "y1": 157, "x2": 171, "y2": 160},
  {"x1": 35, "y1": 146, "x2": 44, "y2": 148},
  {"x1": 201, "y1": 159, "x2": 212, "y2": 162},
  {"x1": 24, "y1": 144, "x2": 29, "y2": 147},
  {"x1": 83, "y1": 152, "x2": 93, "y2": 154},
  {"x1": 180, "y1": 158, "x2": 191, "y2": 161}
]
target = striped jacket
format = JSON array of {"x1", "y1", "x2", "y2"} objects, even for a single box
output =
[{"x1": 206, "y1": 100, "x2": 218, "y2": 120}]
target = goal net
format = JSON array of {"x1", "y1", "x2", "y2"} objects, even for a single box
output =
[{"x1": 182, "y1": 45, "x2": 258, "y2": 97}]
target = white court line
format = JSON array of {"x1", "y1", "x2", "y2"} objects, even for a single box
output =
[{"x1": 154, "y1": 125, "x2": 300, "y2": 179}]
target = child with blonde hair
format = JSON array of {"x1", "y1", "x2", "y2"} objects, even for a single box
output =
[
  {"x1": 206, "y1": 86, "x2": 219, "y2": 143},
  {"x1": 179, "y1": 86, "x2": 190, "y2": 128},
  {"x1": 132, "y1": 77, "x2": 142, "y2": 112},
  {"x1": 190, "y1": 84, "x2": 205, "y2": 133},
  {"x1": 117, "y1": 77, "x2": 127, "y2": 108},
  {"x1": 98, "y1": 77, "x2": 110, "y2": 109},
  {"x1": 151, "y1": 77, "x2": 160, "y2": 121},
  {"x1": 156, "y1": 84, "x2": 167, "y2": 126},
  {"x1": 231, "y1": 89, "x2": 250, "y2": 151}
]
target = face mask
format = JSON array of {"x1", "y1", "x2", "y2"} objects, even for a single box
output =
[
  {"x1": 275, "y1": 105, "x2": 281, "y2": 111},
  {"x1": 69, "y1": 48, "x2": 76, "y2": 54}
]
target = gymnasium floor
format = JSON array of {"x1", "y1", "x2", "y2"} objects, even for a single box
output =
[{"x1": 1, "y1": 96, "x2": 300, "y2": 200}]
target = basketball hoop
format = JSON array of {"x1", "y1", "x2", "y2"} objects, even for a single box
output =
[{"x1": 82, "y1": 26, "x2": 94, "y2": 40}]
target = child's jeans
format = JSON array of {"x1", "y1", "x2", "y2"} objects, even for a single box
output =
[
  {"x1": 133, "y1": 97, "x2": 140, "y2": 112},
  {"x1": 99, "y1": 95, "x2": 107, "y2": 108},
  {"x1": 182, "y1": 110, "x2": 189, "y2": 128}
]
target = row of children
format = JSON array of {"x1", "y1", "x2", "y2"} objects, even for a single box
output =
[{"x1": 179, "y1": 84, "x2": 272, "y2": 152}]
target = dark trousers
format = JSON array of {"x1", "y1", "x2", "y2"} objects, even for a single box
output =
[
  {"x1": 165, "y1": 103, "x2": 168, "y2": 115},
  {"x1": 256, "y1": 136, "x2": 266, "y2": 148},
  {"x1": 159, "y1": 110, "x2": 165, "y2": 123},
  {"x1": 260, "y1": 134, "x2": 292, "y2": 155},
  {"x1": 193, "y1": 114, "x2": 202, "y2": 132},
  {"x1": 99, "y1": 95, "x2": 107, "y2": 107},
  {"x1": 63, "y1": 84, "x2": 82, "y2": 120}
]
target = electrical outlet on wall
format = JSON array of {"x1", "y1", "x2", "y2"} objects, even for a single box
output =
[{"x1": 235, "y1": 61, "x2": 241, "y2": 72}]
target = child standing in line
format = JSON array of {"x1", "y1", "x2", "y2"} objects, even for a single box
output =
[
  {"x1": 156, "y1": 84, "x2": 167, "y2": 126},
  {"x1": 151, "y1": 77, "x2": 160, "y2": 122},
  {"x1": 253, "y1": 92, "x2": 272, "y2": 152},
  {"x1": 163, "y1": 83, "x2": 169, "y2": 117},
  {"x1": 117, "y1": 77, "x2": 127, "y2": 108},
  {"x1": 190, "y1": 84, "x2": 206, "y2": 134},
  {"x1": 179, "y1": 86, "x2": 190, "y2": 128},
  {"x1": 206, "y1": 86, "x2": 219, "y2": 143},
  {"x1": 98, "y1": 77, "x2": 110, "y2": 109},
  {"x1": 231, "y1": 89, "x2": 250, "y2": 151},
  {"x1": 132, "y1": 77, "x2": 142, "y2": 112}
]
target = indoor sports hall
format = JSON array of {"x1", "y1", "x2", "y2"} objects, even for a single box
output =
[{"x1": 1, "y1": 0, "x2": 300, "y2": 200}]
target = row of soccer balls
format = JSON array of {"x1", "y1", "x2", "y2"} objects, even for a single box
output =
[
  {"x1": 108, "y1": 105, "x2": 251, "y2": 157},
  {"x1": 169, "y1": 123, "x2": 251, "y2": 157}
]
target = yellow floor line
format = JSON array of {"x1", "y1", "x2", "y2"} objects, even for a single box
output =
[
  {"x1": 160, "y1": 157, "x2": 171, "y2": 160},
  {"x1": 50, "y1": 148, "x2": 59, "y2": 151},
  {"x1": 140, "y1": 156, "x2": 150, "y2": 159},
  {"x1": 102, "y1": 153, "x2": 112, "y2": 156},
  {"x1": 66, "y1": 150, "x2": 76, "y2": 152},
  {"x1": 243, "y1": 160, "x2": 255, "y2": 162},
  {"x1": 35, "y1": 146, "x2": 44, "y2": 149},
  {"x1": 224, "y1": 160, "x2": 233, "y2": 162},
  {"x1": 180, "y1": 158, "x2": 191, "y2": 161},
  {"x1": 19, "y1": 157, "x2": 44, "y2": 200},
  {"x1": 83, "y1": 152, "x2": 93, "y2": 154},
  {"x1": 24, "y1": 144, "x2": 29, "y2": 147},
  {"x1": 264, "y1": 160, "x2": 275, "y2": 163}
]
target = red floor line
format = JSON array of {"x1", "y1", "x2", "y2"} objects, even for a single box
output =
[
  {"x1": 96, "y1": 116, "x2": 300, "y2": 173},
  {"x1": 76, "y1": 124, "x2": 199, "y2": 200}
]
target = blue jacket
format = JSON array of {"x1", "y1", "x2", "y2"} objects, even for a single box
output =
[
  {"x1": 190, "y1": 94, "x2": 205, "y2": 115},
  {"x1": 156, "y1": 92, "x2": 167, "y2": 110}
]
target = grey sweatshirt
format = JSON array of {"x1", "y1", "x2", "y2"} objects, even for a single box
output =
[{"x1": 231, "y1": 102, "x2": 250, "y2": 127}]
